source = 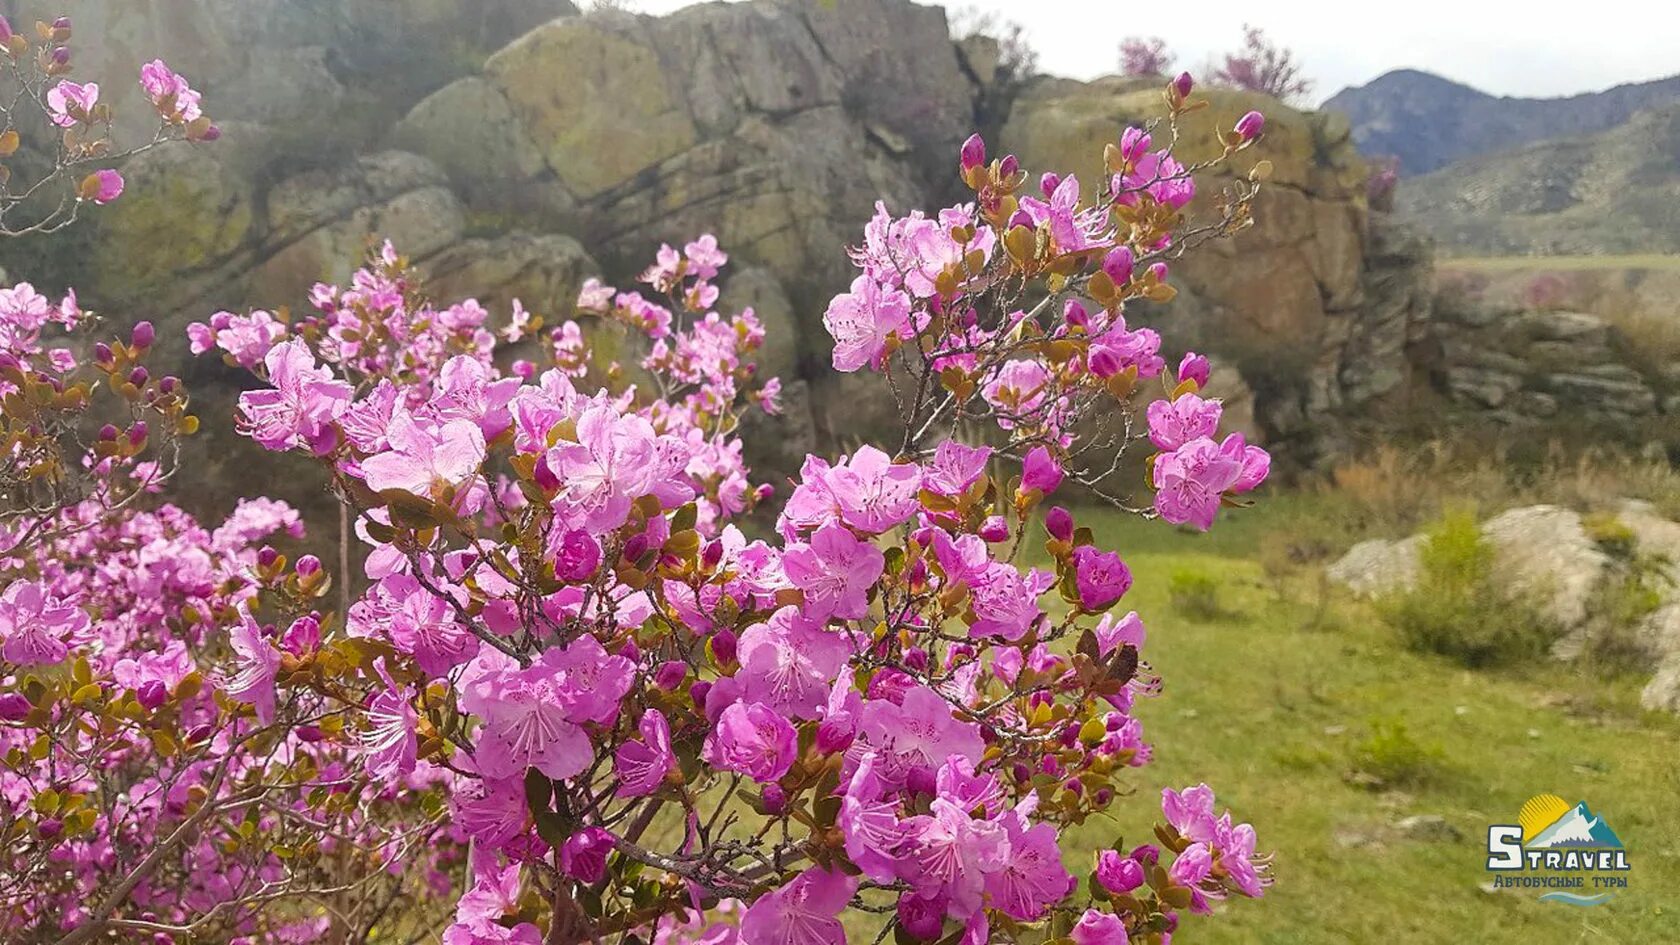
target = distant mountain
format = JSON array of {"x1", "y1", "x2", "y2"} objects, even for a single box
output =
[
  {"x1": 1393, "y1": 103, "x2": 1680, "y2": 255},
  {"x1": 1529, "y1": 802, "x2": 1623, "y2": 849},
  {"x1": 1324, "y1": 69, "x2": 1680, "y2": 174}
]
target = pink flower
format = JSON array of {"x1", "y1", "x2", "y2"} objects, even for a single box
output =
[
  {"x1": 1071, "y1": 545, "x2": 1132, "y2": 611},
  {"x1": 362, "y1": 659, "x2": 418, "y2": 781},
  {"x1": 1146, "y1": 393, "x2": 1221, "y2": 451},
  {"x1": 1151, "y1": 434, "x2": 1268, "y2": 531},
  {"x1": 1018, "y1": 175, "x2": 1111, "y2": 254},
  {"x1": 856, "y1": 685, "x2": 984, "y2": 785},
  {"x1": 684, "y1": 234, "x2": 728, "y2": 280},
  {"x1": 1020, "y1": 447, "x2": 1064, "y2": 497},
  {"x1": 546, "y1": 405, "x2": 676, "y2": 535},
  {"x1": 1093, "y1": 611, "x2": 1146, "y2": 657},
  {"x1": 899, "y1": 798, "x2": 1008, "y2": 916},
  {"x1": 959, "y1": 133, "x2": 985, "y2": 171},
  {"x1": 824, "y1": 276, "x2": 911, "y2": 372},
  {"x1": 923, "y1": 440, "x2": 990, "y2": 497},
  {"x1": 702, "y1": 701, "x2": 798, "y2": 783},
  {"x1": 225, "y1": 611, "x2": 281, "y2": 725},
  {"x1": 548, "y1": 634, "x2": 635, "y2": 725},
  {"x1": 88, "y1": 169, "x2": 124, "y2": 204},
  {"x1": 782, "y1": 522, "x2": 885, "y2": 621},
  {"x1": 839, "y1": 753, "x2": 905, "y2": 882},
  {"x1": 362, "y1": 412, "x2": 487, "y2": 498},
  {"x1": 560, "y1": 827, "x2": 615, "y2": 884},
  {"x1": 829, "y1": 445, "x2": 920, "y2": 534},
  {"x1": 384, "y1": 579, "x2": 479, "y2": 675},
  {"x1": 1070, "y1": 910, "x2": 1130, "y2": 945},
  {"x1": 737, "y1": 609, "x2": 853, "y2": 718},
  {"x1": 740, "y1": 867, "x2": 856, "y2": 945},
  {"x1": 139, "y1": 59, "x2": 203, "y2": 122},
  {"x1": 1167, "y1": 841, "x2": 1213, "y2": 887},
  {"x1": 459, "y1": 652, "x2": 593, "y2": 781},
  {"x1": 0, "y1": 580, "x2": 87, "y2": 666},
  {"x1": 237, "y1": 339, "x2": 352, "y2": 453},
  {"x1": 615, "y1": 709, "x2": 676, "y2": 797},
  {"x1": 986, "y1": 813, "x2": 1075, "y2": 920},
  {"x1": 1234, "y1": 110, "x2": 1265, "y2": 141},
  {"x1": 46, "y1": 80, "x2": 98, "y2": 127},
  {"x1": 1096, "y1": 850, "x2": 1146, "y2": 894}
]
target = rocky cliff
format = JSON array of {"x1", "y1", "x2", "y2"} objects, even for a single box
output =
[
  {"x1": 1324, "y1": 68, "x2": 1680, "y2": 175},
  {"x1": 9, "y1": 0, "x2": 1669, "y2": 515}
]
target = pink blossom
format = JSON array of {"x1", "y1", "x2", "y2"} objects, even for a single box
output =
[
  {"x1": 739, "y1": 867, "x2": 856, "y2": 945},
  {"x1": 1070, "y1": 910, "x2": 1131, "y2": 945},
  {"x1": 839, "y1": 753, "x2": 905, "y2": 882},
  {"x1": 237, "y1": 339, "x2": 352, "y2": 452},
  {"x1": 0, "y1": 580, "x2": 87, "y2": 666},
  {"x1": 1093, "y1": 611, "x2": 1146, "y2": 657},
  {"x1": 986, "y1": 812, "x2": 1075, "y2": 919},
  {"x1": 1018, "y1": 175, "x2": 1111, "y2": 254},
  {"x1": 1177, "y1": 351, "x2": 1210, "y2": 387},
  {"x1": 1071, "y1": 545, "x2": 1132, "y2": 611},
  {"x1": 46, "y1": 80, "x2": 98, "y2": 127},
  {"x1": 561, "y1": 827, "x2": 615, "y2": 883},
  {"x1": 823, "y1": 276, "x2": 911, "y2": 372},
  {"x1": 1096, "y1": 850, "x2": 1146, "y2": 894},
  {"x1": 922, "y1": 440, "x2": 990, "y2": 497},
  {"x1": 737, "y1": 609, "x2": 853, "y2": 718},
  {"x1": 782, "y1": 522, "x2": 885, "y2": 621},
  {"x1": 362, "y1": 660, "x2": 418, "y2": 781},
  {"x1": 139, "y1": 59, "x2": 203, "y2": 122},
  {"x1": 1151, "y1": 434, "x2": 1268, "y2": 531},
  {"x1": 702, "y1": 701, "x2": 797, "y2": 783},
  {"x1": 361, "y1": 412, "x2": 487, "y2": 498},
  {"x1": 1020, "y1": 447, "x2": 1064, "y2": 496},
  {"x1": 1146, "y1": 393, "x2": 1221, "y2": 451},
  {"x1": 899, "y1": 798, "x2": 1008, "y2": 916},
  {"x1": 459, "y1": 651, "x2": 592, "y2": 781},
  {"x1": 546, "y1": 634, "x2": 635, "y2": 726},
  {"x1": 225, "y1": 611, "x2": 281, "y2": 725},
  {"x1": 88, "y1": 169, "x2": 124, "y2": 204},
  {"x1": 615, "y1": 709, "x2": 676, "y2": 797},
  {"x1": 829, "y1": 445, "x2": 921, "y2": 534}
]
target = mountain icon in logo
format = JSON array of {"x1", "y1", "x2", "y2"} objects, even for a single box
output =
[{"x1": 1527, "y1": 801, "x2": 1624, "y2": 849}]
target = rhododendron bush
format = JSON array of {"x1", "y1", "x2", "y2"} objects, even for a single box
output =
[{"x1": 2, "y1": 41, "x2": 1278, "y2": 945}]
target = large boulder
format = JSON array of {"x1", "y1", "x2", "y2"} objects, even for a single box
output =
[{"x1": 422, "y1": 232, "x2": 598, "y2": 318}]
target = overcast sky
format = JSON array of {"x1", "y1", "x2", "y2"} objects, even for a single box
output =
[{"x1": 630, "y1": 0, "x2": 1680, "y2": 103}]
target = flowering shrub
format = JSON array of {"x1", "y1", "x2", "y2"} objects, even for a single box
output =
[
  {"x1": 1118, "y1": 37, "x2": 1175, "y2": 77},
  {"x1": 2, "y1": 64, "x2": 1277, "y2": 945},
  {"x1": 1213, "y1": 26, "x2": 1312, "y2": 103}
]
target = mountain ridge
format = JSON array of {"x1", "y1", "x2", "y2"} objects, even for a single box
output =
[{"x1": 1324, "y1": 68, "x2": 1680, "y2": 174}]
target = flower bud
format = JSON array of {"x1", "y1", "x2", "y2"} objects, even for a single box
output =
[
  {"x1": 622, "y1": 534, "x2": 649, "y2": 563},
  {"x1": 978, "y1": 515, "x2": 1009, "y2": 542},
  {"x1": 52, "y1": 16, "x2": 71, "y2": 30},
  {"x1": 130, "y1": 320, "x2": 155, "y2": 349},
  {"x1": 1101, "y1": 246, "x2": 1134, "y2": 285},
  {"x1": 295, "y1": 554, "x2": 322, "y2": 577},
  {"x1": 127, "y1": 422, "x2": 149, "y2": 446},
  {"x1": 0, "y1": 692, "x2": 31, "y2": 721},
  {"x1": 998, "y1": 154, "x2": 1019, "y2": 180},
  {"x1": 815, "y1": 716, "x2": 855, "y2": 754},
  {"x1": 1119, "y1": 127, "x2": 1152, "y2": 163},
  {"x1": 1011, "y1": 762, "x2": 1031, "y2": 783},
  {"x1": 1130, "y1": 843, "x2": 1161, "y2": 866},
  {"x1": 654, "y1": 660, "x2": 687, "y2": 691},
  {"x1": 701, "y1": 538, "x2": 725, "y2": 570},
  {"x1": 1039, "y1": 171, "x2": 1061, "y2": 196},
  {"x1": 93, "y1": 342, "x2": 114, "y2": 366},
  {"x1": 761, "y1": 783, "x2": 787, "y2": 814},
  {"x1": 137, "y1": 680, "x2": 169, "y2": 710},
  {"x1": 1007, "y1": 208, "x2": 1034, "y2": 231},
  {"x1": 959, "y1": 133, "x2": 986, "y2": 171},
  {"x1": 903, "y1": 646, "x2": 929, "y2": 672},
  {"x1": 37, "y1": 818, "x2": 63, "y2": 840},
  {"x1": 897, "y1": 890, "x2": 945, "y2": 941},
  {"x1": 185, "y1": 724, "x2": 213, "y2": 743},
  {"x1": 257, "y1": 546, "x2": 279, "y2": 568},
  {"x1": 709, "y1": 629, "x2": 737, "y2": 666},
  {"x1": 555, "y1": 529, "x2": 602, "y2": 581},
  {"x1": 1063, "y1": 298, "x2": 1089, "y2": 329},
  {"x1": 1063, "y1": 778, "x2": 1084, "y2": 797},
  {"x1": 97, "y1": 423, "x2": 119, "y2": 441},
  {"x1": 201, "y1": 125, "x2": 222, "y2": 142},
  {"x1": 1234, "y1": 110, "x2": 1265, "y2": 142},
  {"x1": 688, "y1": 680, "x2": 713, "y2": 706},
  {"x1": 560, "y1": 827, "x2": 612, "y2": 884},
  {"x1": 209, "y1": 311, "x2": 233, "y2": 330},
  {"x1": 1172, "y1": 71, "x2": 1194, "y2": 99},
  {"x1": 1177, "y1": 351, "x2": 1210, "y2": 387},
  {"x1": 159, "y1": 376, "x2": 179, "y2": 394},
  {"x1": 1045, "y1": 506, "x2": 1074, "y2": 542},
  {"x1": 297, "y1": 725, "x2": 324, "y2": 742},
  {"x1": 1148, "y1": 261, "x2": 1169, "y2": 282},
  {"x1": 1097, "y1": 849, "x2": 1146, "y2": 893},
  {"x1": 127, "y1": 366, "x2": 149, "y2": 387}
]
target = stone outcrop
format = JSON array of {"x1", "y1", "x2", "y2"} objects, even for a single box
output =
[{"x1": 1327, "y1": 502, "x2": 1680, "y2": 713}]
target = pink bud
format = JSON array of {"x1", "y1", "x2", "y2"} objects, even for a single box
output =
[
  {"x1": 0, "y1": 18, "x2": 12, "y2": 43},
  {"x1": 816, "y1": 716, "x2": 855, "y2": 754},
  {"x1": 52, "y1": 16, "x2": 70, "y2": 30},
  {"x1": 1101, "y1": 246, "x2": 1134, "y2": 285},
  {"x1": 709, "y1": 629, "x2": 737, "y2": 666},
  {"x1": 1172, "y1": 71, "x2": 1194, "y2": 99},
  {"x1": 200, "y1": 125, "x2": 222, "y2": 142},
  {"x1": 1177, "y1": 351, "x2": 1210, "y2": 387},
  {"x1": 978, "y1": 514, "x2": 1009, "y2": 542},
  {"x1": 1119, "y1": 127, "x2": 1152, "y2": 163},
  {"x1": 93, "y1": 342, "x2": 114, "y2": 366},
  {"x1": 701, "y1": 539, "x2": 725, "y2": 569},
  {"x1": 1130, "y1": 843, "x2": 1161, "y2": 865},
  {"x1": 688, "y1": 680, "x2": 713, "y2": 706},
  {"x1": 1097, "y1": 849, "x2": 1146, "y2": 893},
  {"x1": 159, "y1": 376, "x2": 179, "y2": 394},
  {"x1": 1234, "y1": 110, "x2": 1265, "y2": 141},
  {"x1": 1045, "y1": 506, "x2": 1074, "y2": 542},
  {"x1": 1063, "y1": 299, "x2": 1089, "y2": 329},
  {"x1": 1148, "y1": 261, "x2": 1169, "y2": 282},
  {"x1": 127, "y1": 421, "x2": 148, "y2": 445},
  {"x1": 297, "y1": 725, "x2": 324, "y2": 743},
  {"x1": 295, "y1": 554, "x2": 322, "y2": 577},
  {"x1": 91, "y1": 169, "x2": 124, "y2": 205},
  {"x1": 959, "y1": 133, "x2": 986, "y2": 171},
  {"x1": 0, "y1": 693, "x2": 31, "y2": 721},
  {"x1": 37, "y1": 818, "x2": 63, "y2": 840},
  {"x1": 257, "y1": 546, "x2": 279, "y2": 568},
  {"x1": 130, "y1": 320, "x2": 155, "y2": 348},
  {"x1": 1007, "y1": 209, "x2": 1034, "y2": 231},
  {"x1": 903, "y1": 646, "x2": 929, "y2": 671},
  {"x1": 137, "y1": 680, "x2": 168, "y2": 710},
  {"x1": 654, "y1": 660, "x2": 687, "y2": 691},
  {"x1": 998, "y1": 154, "x2": 1019, "y2": 179},
  {"x1": 97, "y1": 423, "x2": 118, "y2": 441},
  {"x1": 127, "y1": 366, "x2": 148, "y2": 387},
  {"x1": 761, "y1": 783, "x2": 787, "y2": 814},
  {"x1": 50, "y1": 46, "x2": 69, "y2": 66},
  {"x1": 1039, "y1": 171, "x2": 1060, "y2": 196}
]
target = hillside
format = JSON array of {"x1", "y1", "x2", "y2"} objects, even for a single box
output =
[
  {"x1": 1324, "y1": 68, "x2": 1680, "y2": 174},
  {"x1": 1394, "y1": 103, "x2": 1680, "y2": 255}
]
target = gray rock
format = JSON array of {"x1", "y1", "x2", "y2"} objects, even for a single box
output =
[
  {"x1": 1519, "y1": 311, "x2": 1609, "y2": 344},
  {"x1": 422, "y1": 232, "x2": 598, "y2": 318},
  {"x1": 1327, "y1": 535, "x2": 1424, "y2": 597},
  {"x1": 1481, "y1": 505, "x2": 1610, "y2": 628}
]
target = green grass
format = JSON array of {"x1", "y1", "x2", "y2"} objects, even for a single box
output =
[
  {"x1": 1438, "y1": 254, "x2": 1680, "y2": 272},
  {"x1": 1060, "y1": 501, "x2": 1680, "y2": 944}
]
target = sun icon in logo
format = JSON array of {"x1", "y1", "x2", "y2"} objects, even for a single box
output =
[{"x1": 1519, "y1": 793, "x2": 1573, "y2": 843}]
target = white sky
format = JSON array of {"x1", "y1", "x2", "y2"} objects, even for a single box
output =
[{"x1": 629, "y1": 0, "x2": 1680, "y2": 103}]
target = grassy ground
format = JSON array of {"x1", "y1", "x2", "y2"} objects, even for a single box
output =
[{"x1": 1063, "y1": 500, "x2": 1680, "y2": 944}]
